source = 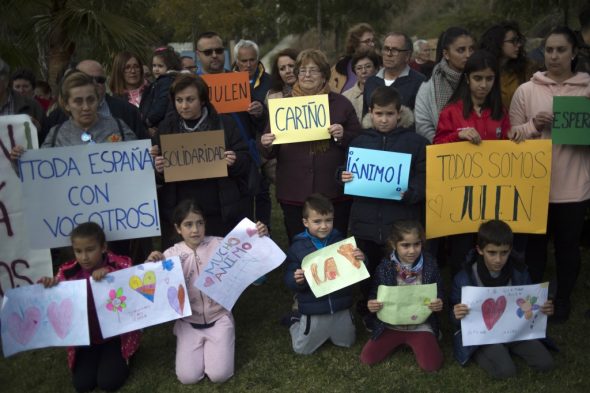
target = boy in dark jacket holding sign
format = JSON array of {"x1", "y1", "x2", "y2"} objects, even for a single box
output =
[
  {"x1": 340, "y1": 86, "x2": 429, "y2": 327},
  {"x1": 284, "y1": 194, "x2": 365, "y2": 354}
]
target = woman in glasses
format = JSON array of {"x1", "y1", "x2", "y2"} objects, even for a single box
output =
[
  {"x1": 329, "y1": 23, "x2": 378, "y2": 94},
  {"x1": 415, "y1": 27, "x2": 475, "y2": 142},
  {"x1": 479, "y1": 22, "x2": 539, "y2": 109},
  {"x1": 342, "y1": 49, "x2": 380, "y2": 122},
  {"x1": 109, "y1": 52, "x2": 148, "y2": 108},
  {"x1": 260, "y1": 49, "x2": 361, "y2": 242}
]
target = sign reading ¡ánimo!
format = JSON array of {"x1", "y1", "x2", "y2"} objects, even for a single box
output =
[
  {"x1": 425, "y1": 140, "x2": 551, "y2": 239},
  {"x1": 268, "y1": 94, "x2": 331, "y2": 144},
  {"x1": 18, "y1": 140, "x2": 161, "y2": 249}
]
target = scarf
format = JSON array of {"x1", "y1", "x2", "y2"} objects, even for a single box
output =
[
  {"x1": 290, "y1": 81, "x2": 332, "y2": 154},
  {"x1": 125, "y1": 79, "x2": 149, "y2": 108},
  {"x1": 431, "y1": 59, "x2": 462, "y2": 112},
  {"x1": 180, "y1": 106, "x2": 209, "y2": 132},
  {"x1": 390, "y1": 251, "x2": 424, "y2": 284},
  {"x1": 476, "y1": 255, "x2": 512, "y2": 287}
]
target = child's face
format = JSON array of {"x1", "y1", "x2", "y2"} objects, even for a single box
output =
[
  {"x1": 175, "y1": 211, "x2": 206, "y2": 250},
  {"x1": 152, "y1": 56, "x2": 168, "y2": 78},
  {"x1": 302, "y1": 209, "x2": 334, "y2": 240},
  {"x1": 72, "y1": 236, "x2": 107, "y2": 271},
  {"x1": 477, "y1": 243, "x2": 511, "y2": 273},
  {"x1": 394, "y1": 230, "x2": 422, "y2": 264},
  {"x1": 468, "y1": 67, "x2": 495, "y2": 103},
  {"x1": 370, "y1": 103, "x2": 400, "y2": 133}
]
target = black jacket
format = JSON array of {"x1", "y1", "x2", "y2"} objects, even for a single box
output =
[
  {"x1": 139, "y1": 73, "x2": 175, "y2": 129},
  {"x1": 42, "y1": 94, "x2": 146, "y2": 143},
  {"x1": 345, "y1": 127, "x2": 428, "y2": 244}
]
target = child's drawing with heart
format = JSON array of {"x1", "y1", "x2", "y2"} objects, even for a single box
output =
[
  {"x1": 7, "y1": 306, "x2": 42, "y2": 345},
  {"x1": 481, "y1": 296, "x2": 507, "y2": 330},
  {"x1": 47, "y1": 298, "x2": 74, "y2": 339}
]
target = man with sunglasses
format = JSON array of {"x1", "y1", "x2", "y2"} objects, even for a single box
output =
[
  {"x1": 363, "y1": 32, "x2": 425, "y2": 115},
  {"x1": 42, "y1": 59, "x2": 146, "y2": 144}
]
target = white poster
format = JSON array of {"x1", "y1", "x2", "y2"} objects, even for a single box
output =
[
  {"x1": 195, "y1": 218, "x2": 286, "y2": 310},
  {"x1": 90, "y1": 257, "x2": 190, "y2": 338},
  {"x1": 1, "y1": 280, "x2": 89, "y2": 357},
  {"x1": 460, "y1": 283, "x2": 549, "y2": 346},
  {"x1": 18, "y1": 140, "x2": 160, "y2": 248},
  {"x1": 0, "y1": 115, "x2": 52, "y2": 301}
]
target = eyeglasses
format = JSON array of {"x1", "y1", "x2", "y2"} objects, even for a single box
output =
[
  {"x1": 360, "y1": 38, "x2": 375, "y2": 45},
  {"x1": 81, "y1": 131, "x2": 95, "y2": 144},
  {"x1": 199, "y1": 48, "x2": 224, "y2": 56},
  {"x1": 382, "y1": 46, "x2": 410, "y2": 56},
  {"x1": 504, "y1": 37, "x2": 524, "y2": 46},
  {"x1": 124, "y1": 64, "x2": 141, "y2": 73},
  {"x1": 298, "y1": 68, "x2": 322, "y2": 76},
  {"x1": 354, "y1": 64, "x2": 374, "y2": 72},
  {"x1": 91, "y1": 76, "x2": 106, "y2": 84}
]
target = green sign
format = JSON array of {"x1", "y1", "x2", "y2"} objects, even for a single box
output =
[
  {"x1": 552, "y1": 96, "x2": 590, "y2": 145},
  {"x1": 376, "y1": 283, "x2": 436, "y2": 325}
]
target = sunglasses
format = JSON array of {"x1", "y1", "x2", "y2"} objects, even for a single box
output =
[
  {"x1": 81, "y1": 131, "x2": 95, "y2": 144},
  {"x1": 92, "y1": 76, "x2": 106, "y2": 84},
  {"x1": 200, "y1": 48, "x2": 224, "y2": 57}
]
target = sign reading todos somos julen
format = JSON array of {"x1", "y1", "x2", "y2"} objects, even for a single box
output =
[{"x1": 18, "y1": 140, "x2": 160, "y2": 249}]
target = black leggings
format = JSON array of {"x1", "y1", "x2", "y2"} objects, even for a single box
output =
[
  {"x1": 525, "y1": 200, "x2": 589, "y2": 305},
  {"x1": 72, "y1": 338, "x2": 129, "y2": 393}
]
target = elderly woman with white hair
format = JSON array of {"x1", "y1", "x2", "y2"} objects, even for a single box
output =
[{"x1": 410, "y1": 39, "x2": 435, "y2": 79}]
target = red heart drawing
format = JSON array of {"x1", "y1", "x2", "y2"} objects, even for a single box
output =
[
  {"x1": 204, "y1": 276, "x2": 215, "y2": 287},
  {"x1": 7, "y1": 307, "x2": 42, "y2": 345},
  {"x1": 246, "y1": 227, "x2": 258, "y2": 237},
  {"x1": 47, "y1": 299, "x2": 73, "y2": 339},
  {"x1": 481, "y1": 296, "x2": 507, "y2": 330}
]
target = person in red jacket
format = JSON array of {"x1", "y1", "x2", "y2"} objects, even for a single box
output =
[{"x1": 434, "y1": 50, "x2": 513, "y2": 145}]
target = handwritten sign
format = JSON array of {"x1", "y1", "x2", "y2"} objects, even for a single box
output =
[
  {"x1": 552, "y1": 96, "x2": 590, "y2": 145},
  {"x1": 0, "y1": 115, "x2": 52, "y2": 301},
  {"x1": 301, "y1": 237, "x2": 369, "y2": 298},
  {"x1": 201, "y1": 72, "x2": 250, "y2": 114},
  {"x1": 160, "y1": 130, "x2": 227, "y2": 182},
  {"x1": 376, "y1": 283, "x2": 436, "y2": 325},
  {"x1": 1, "y1": 280, "x2": 89, "y2": 357},
  {"x1": 195, "y1": 218, "x2": 286, "y2": 310},
  {"x1": 90, "y1": 257, "x2": 190, "y2": 338},
  {"x1": 344, "y1": 147, "x2": 411, "y2": 200},
  {"x1": 18, "y1": 140, "x2": 160, "y2": 249},
  {"x1": 460, "y1": 283, "x2": 549, "y2": 346},
  {"x1": 268, "y1": 94, "x2": 331, "y2": 144},
  {"x1": 425, "y1": 140, "x2": 551, "y2": 239}
]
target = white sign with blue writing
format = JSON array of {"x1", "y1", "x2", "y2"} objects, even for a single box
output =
[
  {"x1": 344, "y1": 147, "x2": 411, "y2": 200},
  {"x1": 18, "y1": 140, "x2": 160, "y2": 249}
]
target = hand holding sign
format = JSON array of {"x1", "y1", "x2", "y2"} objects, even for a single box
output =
[{"x1": 268, "y1": 94, "x2": 331, "y2": 144}]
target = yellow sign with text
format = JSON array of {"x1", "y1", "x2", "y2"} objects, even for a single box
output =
[
  {"x1": 426, "y1": 140, "x2": 552, "y2": 239},
  {"x1": 268, "y1": 94, "x2": 331, "y2": 144}
]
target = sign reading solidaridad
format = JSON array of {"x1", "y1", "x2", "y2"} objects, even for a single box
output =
[
  {"x1": 268, "y1": 94, "x2": 331, "y2": 144},
  {"x1": 160, "y1": 130, "x2": 227, "y2": 182},
  {"x1": 426, "y1": 140, "x2": 551, "y2": 239}
]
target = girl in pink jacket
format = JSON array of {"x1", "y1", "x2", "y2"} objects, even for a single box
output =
[
  {"x1": 147, "y1": 199, "x2": 267, "y2": 384},
  {"x1": 510, "y1": 26, "x2": 590, "y2": 323}
]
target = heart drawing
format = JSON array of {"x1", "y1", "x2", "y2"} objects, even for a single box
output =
[
  {"x1": 246, "y1": 227, "x2": 258, "y2": 237},
  {"x1": 7, "y1": 306, "x2": 42, "y2": 345},
  {"x1": 47, "y1": 299, "x2": 74, "y2": 339},
  {"x1": 204, "y1": 276, "x2": 215, "y2": 287},
  {"x1": 427, "y1": 195, "x2": 444, "y2": 218},
  {"x1": 168, "y1": 285, "x2": 186, "y2": 315},
  {"x1": 482, "y1": 296, "x2": 507, "y2": 330},
  {"x1": 129, "y1": 271, "x2": 156, "y2": 302}
]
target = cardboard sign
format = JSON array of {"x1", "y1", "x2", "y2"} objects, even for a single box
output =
[
  {"x1": 552, "y1": 96, "x2": 590, "y2": 145},
  {"x1": 201, "y1": 72, "x2": 251, "y2": 114},
  {"x1": 18, "y1": 140, "x2": 160, "y2": 249},
  {"x1": 376, "y1": 283, "x2": 436, "y2": 325},
  {"x1": 460, "y1": 283, "x2": 549, "y2": 346},
  {"x1": 90, "y1": 257, "x2": 191, "y2": 338},
  {"x1": 195, "y1": 218, "x2": 286, "y2": 310},
  {"x1": 301, "y1": 237, "x2": 369, "y2": 298},
  {"x1": 425, "y1": 140, "x2": 551, "y2": 239},
  {"x1": 1, "y1": 281, "x2": 89, "y2": 357},
  {"x1": 268, "y1": 94, "x2": 331, "y2": 144},
  {"x1": 0, "y1": 115, "x2": 52, "y2": 301},
  {"x1": 160, "y1": 130, "x2": 227, "y2": 182},
  {"x1": 344, "y1": 147, "x2": 411, "y2": 200}
]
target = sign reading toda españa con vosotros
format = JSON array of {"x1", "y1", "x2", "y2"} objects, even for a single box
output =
[{"x1": 18, "y1": 140, "x2": 160, "y2": 248}]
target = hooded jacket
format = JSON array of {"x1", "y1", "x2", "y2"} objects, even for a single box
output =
[{"x1": 510, "y1": 71, "x2": 590, "y2": 203}]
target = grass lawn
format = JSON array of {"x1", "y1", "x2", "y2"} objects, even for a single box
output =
[{"x1": 2, "y1": 191, "x2": 590, "y2": 392}]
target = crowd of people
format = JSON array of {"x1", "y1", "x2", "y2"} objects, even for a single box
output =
[{"x1": 3, "y1": 7, "x2": 590, "y2": 391}]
